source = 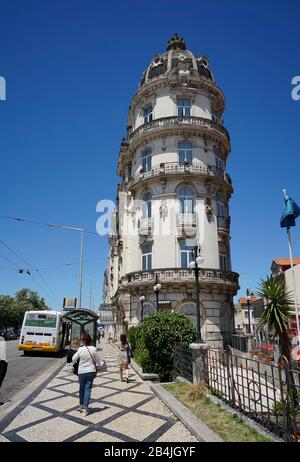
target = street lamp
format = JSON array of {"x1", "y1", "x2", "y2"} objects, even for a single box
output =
[
  {"x1": 246, "y1": 288, "x2": 254, "y2": 334},
  {"x1": 140, "y1": 295, "x2": 145, "y2": 321},
  {"x1": 48, "y1": 224, "x2": 85, "y2": 309},
  {"x1": 153, "y1": 274, "x2": 161, "y2": 312},
  {"x1": 189, "y1": 246, "x2": 204, "y2": 343}
]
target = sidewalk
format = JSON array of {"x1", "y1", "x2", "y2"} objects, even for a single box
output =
[{"x1": 0, "y1": 340, "x2": 198, "y2": 442}]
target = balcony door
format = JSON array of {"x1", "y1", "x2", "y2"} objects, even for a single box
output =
[
  {"x1": 179, "y1": 187, "x2": 195, "y2": 214},
  {"x1": 178, "y1": 141, "x2": 193, "y2": 165}
]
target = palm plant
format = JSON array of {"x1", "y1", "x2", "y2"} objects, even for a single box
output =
[{"x1": 257, "y1": 276, "x2": 294, "y2": 362}]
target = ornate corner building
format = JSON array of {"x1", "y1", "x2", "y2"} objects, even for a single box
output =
[{"x1": 103, "y1": 34, "x2": 239, "y2": 348}]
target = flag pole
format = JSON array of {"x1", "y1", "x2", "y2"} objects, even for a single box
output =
[{"x1": 286, "y1": 227, "x2": 300, "y2": 348}]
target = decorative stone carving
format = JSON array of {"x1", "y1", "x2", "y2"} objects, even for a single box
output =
[
  {"x1": 160, "y1": 200, "x2": 168, "y2": 219},
  {"x1": 205, "y1": 198, "x2": 213, "y2": 221}
]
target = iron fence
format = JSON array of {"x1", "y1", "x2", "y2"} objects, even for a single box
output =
[
  {"x1": 174, "y1": 343, "x2": 193, "y2": 382},
  {"x1": 200, "y1": 347, "x2": 300, "y2": 441}
]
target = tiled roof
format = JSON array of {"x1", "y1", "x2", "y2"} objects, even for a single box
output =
[{"x1": 274, "y1": 258, "x2": 300, "y2": 266}]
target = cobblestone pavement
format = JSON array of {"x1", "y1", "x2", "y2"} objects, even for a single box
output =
[{"x1": 0, "y1": 340, "x2": 198, "y2": 442}]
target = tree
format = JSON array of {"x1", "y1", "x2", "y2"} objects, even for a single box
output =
[
  {"x1": 257, "y1": 276, "x2": 294, "y2": 362},
  {"x1": 134, "y1": 311, "x2": 196, "y2": 381},
  {"x1": 0, "y1": 296, "x2": 15, "y2": 333},
  {"x1": 15, "y1": 289, "x2": 48, "y2": 311}
]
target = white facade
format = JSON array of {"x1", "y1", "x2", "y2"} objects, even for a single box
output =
[{"x1": 104, "y1": 34, "x2": 239, "y2": 347}]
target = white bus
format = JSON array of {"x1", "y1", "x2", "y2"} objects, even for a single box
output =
[{"x1": 18, "y1": 310, "x2": 68, "y2": 354}]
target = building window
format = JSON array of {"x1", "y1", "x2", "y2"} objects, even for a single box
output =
[
  {"x1": 179, "y1": 240, "x2": 194, "y2": 268},
  {"x1": 177, "y1": 98, "x2": 191, "y2": 116},
  {"x1": 220, "y1": 253, "x2": 228, "y2": 271},
  {"x1": 142, "y1": 192, "x2": 152, "y2": 218},
  {"x1": 217, "y1": 201, "x2": 225, "y2": 218},
  {"x1": 212, "y1": 112, "x2": 219, "y2": 123},
  {"x1": 179, "y1": 186, "x2": 195, "y2": 214},
  {"x1": 143, "y1": 105, "x2": 153, "y2": 124},
  {"x1": 142, "y1": 303, "x2": 155, "y2": 319},
  {"x1": 141, "y1": 243, "x2": 152, "y2": 270},
  {"x1": 178, "y1": 141, "x2": 193, "y2": 165},
  {"x1": 215, "y1": 155, "x2": 224, "y2": 173},
  {"x1": 141, "y1": 148, "x2": 152, "y2": 172},
  {"x1": 179, "y1": 302, "x2": 197, "y2": 326}
]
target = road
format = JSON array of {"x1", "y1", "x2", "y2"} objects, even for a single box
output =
[{"x1": 0, "y1": 340, "x2": 65, "y2": 404}]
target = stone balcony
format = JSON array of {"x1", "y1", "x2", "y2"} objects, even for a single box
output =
[
  {"x1": 121, "y1": 267, "x2": 239, "y2": 293},
  {"x1": 129, "y1": 161, "x2": 232, "y2": 188},
  {"x1": 138, "y1": 217, "x2": 154, "y2": 236},
  {"x1": 128, "y1": 116, "x2": 230, "y2": 149},
  {"x1": 176, "y1": 213, "x2": 196, "y2": 236}
]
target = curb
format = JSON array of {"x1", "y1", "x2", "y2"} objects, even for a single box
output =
[
  {"x1": 130, "y1": 360, "x2": 160, "y2": 382},
  {"x1": 149, "y1": 381, "x2": 223, "y2": 443},
  {"x1": 0, "y1": 356, "x2": 66, "y2": 423}
]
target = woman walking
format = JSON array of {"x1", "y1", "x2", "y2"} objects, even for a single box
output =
[
  {"x1": 118, "y1": 334, "x2": 131, "y2": 383},
  {"x1": 72, "y1": 332, "x2": 101, "y2": 416}
]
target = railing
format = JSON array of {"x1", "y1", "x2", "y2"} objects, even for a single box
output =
[
  {"x1": 176, "y1": 213, "x2": 196, "y2": 227},
  {"x1": 138, "y1": 217, "x2": 153, "y2": 235},
  {"x1": 129, "y1": 116, "x2": 230, "y2": 144},
  {"x1": 217, "y1": 216, "x2": 230, "y2": 231},
  {"x1": 125, "y1": 267, "x2": 239, "y2": 285},
  {"x1": 130, "y1": 161, "x2": 229, "y2": 187},
  {"x1": 198, "y1": 347, "x2": 300, "y2": 441},
  {"x1": 174, "y1": 343, "x2": 193, "y2": 382}
]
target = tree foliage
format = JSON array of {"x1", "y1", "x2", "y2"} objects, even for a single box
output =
[
  {"x1": 133, "y1": 311, "x2": 196, "y2": 381},
  {"x1": 257, "y1": 276, "x2": 294, "y2": 361},
  {"x1": 0, "y1": 288, "x2": 49, "y2": 332}
]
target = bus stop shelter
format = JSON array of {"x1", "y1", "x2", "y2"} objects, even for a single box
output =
[{"x1": 62, "y1": 309, "x2": 98, "y2": 348}]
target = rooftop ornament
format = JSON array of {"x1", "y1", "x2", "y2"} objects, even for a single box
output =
[{"x1": 166, "y1": 33, "x2": 186, "y2": 51}]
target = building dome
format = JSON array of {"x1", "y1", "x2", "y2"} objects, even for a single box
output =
[{"x1": 140, "y1": 33, "x2": 214, "y2": 86}]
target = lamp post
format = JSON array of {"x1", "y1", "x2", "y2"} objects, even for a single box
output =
[
  {"x1": 153, "y1": 274, "x2": 161, "y2": 312},
  {"x1": 48, "y1": 224, "x2": 85, "y2": 309},
  {"x1": 140, "y1": 295, "x2": 145, "y2": 321},
  {"x1": 246, "y1": 288, "x2": 254, "y2": 334},
  {"x1": 189, "y1": 246, "x2": 204, "y2": 343}
]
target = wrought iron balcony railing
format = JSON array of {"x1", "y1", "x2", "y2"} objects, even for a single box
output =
[
  {"x1": 217, "y1": 216, "x2": 230, "y2": 231},
  {"x1": 128, "y1": 116, "x2": 230, "y2": 145}
]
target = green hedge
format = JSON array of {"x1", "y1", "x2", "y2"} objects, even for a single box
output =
[{"x1": 132, "y1": 311, "x2": 196, "y2": 381}]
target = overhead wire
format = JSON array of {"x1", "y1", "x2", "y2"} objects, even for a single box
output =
[{"x1": 0, "y1": 238, "x2": 60, "y2": 305}]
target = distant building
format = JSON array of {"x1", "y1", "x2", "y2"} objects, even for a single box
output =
[
  {"x1": 271, "y1": 258, "x2": 300, "y2": 337},
  {"x1": 234, "y1": 296, "x2": 264, "y2": 335}
]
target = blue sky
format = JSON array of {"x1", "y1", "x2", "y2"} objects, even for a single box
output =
[{"x1": 0, "y1": 0, "x2": 300, "y2": 310}]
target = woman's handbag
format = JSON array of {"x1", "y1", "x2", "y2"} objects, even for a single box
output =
[
  {"x1": 126, "y1": 344, "x2": 132, "y2": 364},
  {"x1": 73, "y1": 360, "x2": 79, "y2": 376},
  {"x1": 67, "y1": 348, "x2": 79, "y2": 375}
]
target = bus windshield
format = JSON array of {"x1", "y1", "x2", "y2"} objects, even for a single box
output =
[{"x1": 24, "y1": 313, "x2": 57, "y2": 328}]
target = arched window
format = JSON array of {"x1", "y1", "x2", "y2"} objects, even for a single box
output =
[
  {"x1": 142, "y1": 192, "x2": 152, "y2": 218},
  {"x1": 179, "y1": 303, "x2": 199, "y2": 326},
  {"x1": 179, "y1": 187, "x2": 195, "y2": 214},
  {"x1": 141, "y1": 148, "x2": 152, "y2": 172},
  {"x1": 142, "y1": 303, "x2": 155, "y2": 319},
  {"x1": 178, "y1": 141, "x2": 193, "y2": 165}
]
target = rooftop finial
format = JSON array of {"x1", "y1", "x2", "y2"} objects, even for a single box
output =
[{"x1": 166, "y1": 33, "x2": 186, "y2": 51}]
